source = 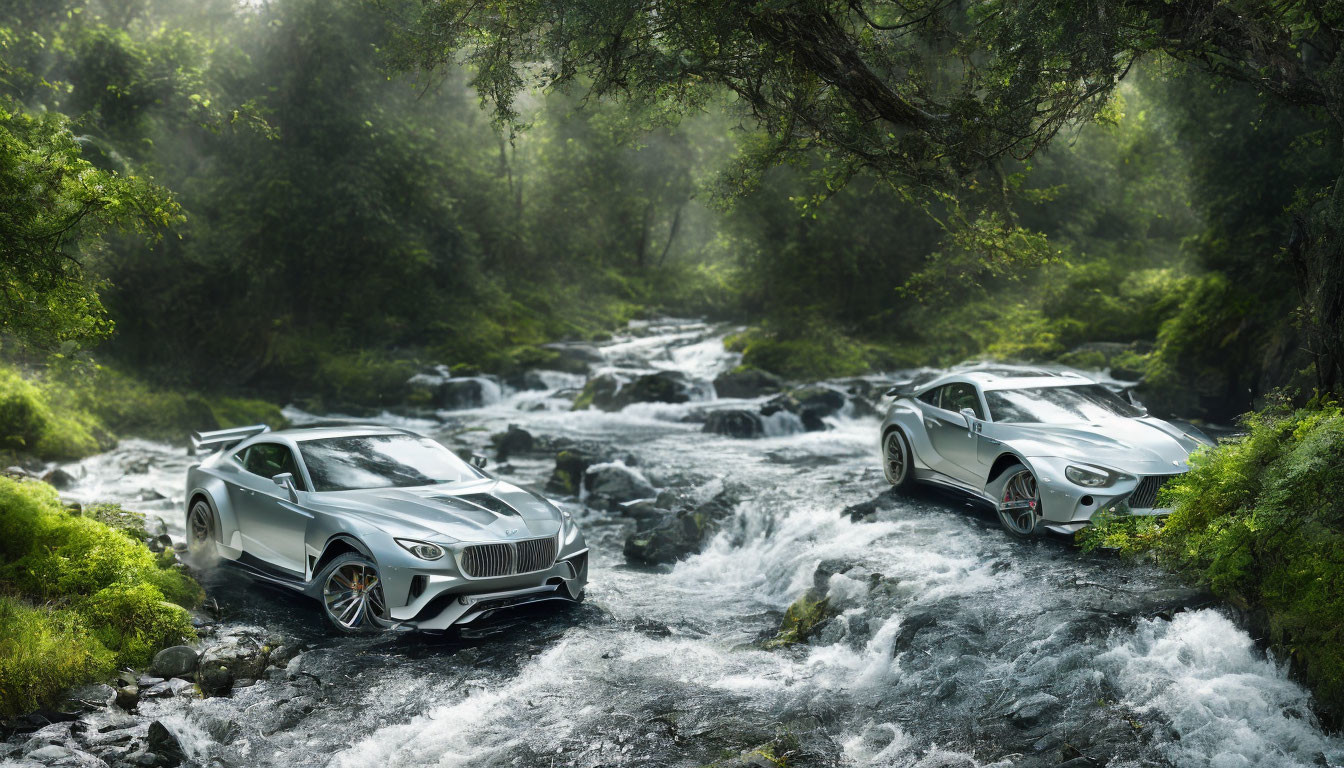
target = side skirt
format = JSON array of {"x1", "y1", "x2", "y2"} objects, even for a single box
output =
[{"x1": 223, "y1": 552, "x2": 309, "y2": 593}]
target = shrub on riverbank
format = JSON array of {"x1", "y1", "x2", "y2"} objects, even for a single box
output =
[
  {"x1": 1078, "y1": 400, "x2": 1344, "y2": 720},
  {"x1": 0, "y1": 477, "x2": 201, "y2": 715}
]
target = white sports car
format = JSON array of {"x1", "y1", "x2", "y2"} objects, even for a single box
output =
[{"x1": 879, "y1": 366, "x2": 1213, "y2": 537}]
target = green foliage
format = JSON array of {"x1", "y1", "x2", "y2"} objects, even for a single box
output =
[
  {"x1": 0, "y1": 95, "x2": 179, "y2": 349},
  {"x1": 0, "y1": 366, "x2": 106, "y2": 459},
  {"x1": 0, "y1": 476, "x2": 199, "y2": 714},
  {"x1": 1080, "y1": 402, "x2": 1344, "y2": 715},
  {"x1": 726, "y1": 321, "x2": 880, "y2": 381},
  {"x1": 0, "y1": 597, "x2": 114, "y2": 717}
]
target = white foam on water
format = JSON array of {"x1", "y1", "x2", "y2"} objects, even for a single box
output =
[{"x1": 1098, "y1": 610, "x2": 1344, "y2": 768}]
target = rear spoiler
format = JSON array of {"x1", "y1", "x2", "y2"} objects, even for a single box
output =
[
  {"x1": 190, "y1": 424, "x2": 270, "y2": 456},
  {"x1": 883, "y1": 372, "x2": 940, "y2": 399}
]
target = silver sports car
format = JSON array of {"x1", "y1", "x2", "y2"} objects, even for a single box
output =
[
  {"x1": 184, "y1": 424, "x2": 588, "y2": 632},
  {"x1": 879, "y1": 366, "x2": 1214, "y2": 537}
]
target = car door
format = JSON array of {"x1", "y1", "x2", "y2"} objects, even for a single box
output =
[
  {"x1": 228, "y1": 442, "x2": 311, "y2": 576},
  {"x1": 925, "y1": 382, "x2": 989, "y2": 485}
]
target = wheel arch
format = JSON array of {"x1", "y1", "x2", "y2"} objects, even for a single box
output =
[
  {"x1": 986, "y1": 452, "x2": 1029, "y2": 486},
  {"x1": 312, "y1": 534, "x2": 373, "y2": 581},
  {"x1": 186, "y1": 473, "x2": 235, "y2": 548}
]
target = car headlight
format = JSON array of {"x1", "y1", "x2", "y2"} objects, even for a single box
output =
[
  {"x1": 1065, "y1": 465, "x2": 1115, "y2": 487},
  {"x1": 395, "y1": 539, "x2": 445, "y2": 560}
]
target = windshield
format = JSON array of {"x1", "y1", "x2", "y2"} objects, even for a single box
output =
[
  {"x1": 985, "y1": 384, "x2": 1143, "y2": 424},
  {"x1": 298, "y1": 434, "x2": 482, "y2": 492}
]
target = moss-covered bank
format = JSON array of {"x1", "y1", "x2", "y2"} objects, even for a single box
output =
[
  {"x1": 1078, "y1": 400, "x2": 1344, "y2": 724},
  {"x1": 0, "y1": 477, "x2": 202, "y2": 716},
  {"x1": 0, "y1": 362, "x2": 284, "y2": 462}
]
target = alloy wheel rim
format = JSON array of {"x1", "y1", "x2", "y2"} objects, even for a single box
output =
[
  {"x1": 884, "y1": 432, "x2": 906, "y2": 484},
  {"x1": 323, "y1": 562, "x2": 387, "y2": 630},
  {"x1": 998, "y1": 469, "x2": 1040, "y2": 535},
  {"x1": 188, "y1": 503, "x2": 211, "y2": 549}
]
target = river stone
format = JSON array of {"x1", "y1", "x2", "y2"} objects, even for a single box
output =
[
  {"x1": 434, "y1": 377, "x2": 492, "y2": 410},
  {"x1": 540, "y1": 342, "x2": 605, "y2": 373},
  {"x1": 623, "y1": 491, "x2": 738, "y2": 565},
  {"x1": 703, "y1": 409, "x2": 765, "y2": 438},
  {"x1": 491, "y1": 425, "x2": 535, "y2": 461},
  {"x1": 199, "y1": 630, "x2": 268, "y2": 681},
  {"x1": 114, "y1": 685, "x2": 139, "y2": 711},
  {"x1": 146, "y1": 721, "x2": 186, "y2": 767},
  {"x1": 41, "y1": 468, "x2": 78, "y2": 490},
  {"x1": 545, "y1": 448, "x2": 606, "y2": 495},
  {"x1": 197, "y1": 664, "x2": 233, "y2": 696},
  {"x1": 584, "y1": 462, "x2": 655, "y2": 509},
  {"x1": 712, "y1": 368, "x2": 783, "y2": 398},
  {"x1": 503, "y1": 370, "x2": 549, "y2": 391},
  {"x1": 574, "y1": 370, "x2": 695, "y2": 411}
]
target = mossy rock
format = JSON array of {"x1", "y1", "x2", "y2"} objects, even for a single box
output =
[{"x1": 763, "y1": 590, "x2": 833, "y2": 649}]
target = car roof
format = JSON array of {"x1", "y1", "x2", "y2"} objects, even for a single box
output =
[
  {"x1": 917, "y1": 365, "x2": 1095, "y2": 394},
  {"x1": 246, "y1": 425, "x2": 412, "y2": 445}
]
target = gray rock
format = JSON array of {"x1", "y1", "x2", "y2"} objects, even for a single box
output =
[
  {"x1": 146, "y1": 721, "x2": 185, "y2": 767},
  {"x1": 41, "y1": 468, "x2": 78, "y2": 490},
  {"x1": 150, "y1": 646, "x2": 198, "y2": 679},
  {"x1": 490, "y1": 425, "x2": 535, "y2": 461},
  {"x1": 197, "y1": 664, "x2": 233, "y2": 696},
  {"x1": 713, "y1": 368, "x2": 784, "y2": 398},
  {"x1": 24, "y1": 745, "x2": 73, "y2": 762},
  {"x1": 114, "y1": 685, "x2": 139, "y2": 711},
  {"x1": 703, "y1": 410, "x2": 765, "y2": 438},
  {"x1": 584, "y1": 463, "x2": 655, "y2": 509},
  {"x1": 199, "y1": 630, "x2": 268, "y2": 681}
]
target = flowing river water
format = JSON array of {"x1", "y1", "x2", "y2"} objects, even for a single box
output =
[{"x1": 21, "y1": 319, "x2": 1344, "y2": 768}]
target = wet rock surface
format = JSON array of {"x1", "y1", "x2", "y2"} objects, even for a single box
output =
[{"x1": 12, "y1": 319, "x2": 1343, "y2": 768}]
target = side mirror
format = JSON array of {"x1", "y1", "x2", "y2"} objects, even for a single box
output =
[
  {"x1": 959, "y1": 407, "x2": 979, "y2": 433},
  {"x1": 470, "y1": 453, "x2": 488, "y2": 469},
  {"x1": 272, "y1": 472, "x2": 299, "y2": 502}
]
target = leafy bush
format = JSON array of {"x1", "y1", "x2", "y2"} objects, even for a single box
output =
[
  {"x1": 726, "y1": 318, "x2": 882, "y2": 380},
  {"x1": 1079, "y1": 401, "x2": 1344, "y2": 717},
  {"x1": 0, "y1": 477, "x2": 200, "y2": 714}
]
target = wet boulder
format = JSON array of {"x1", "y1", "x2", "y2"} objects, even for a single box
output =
[
  {"x1": 760, "y1": 385, "x2": 847, "y2": 431},
  {"x1": 703, "y1": 409, "x2": 766, "y2": 439},
  {"x1": 545, "y1": 448, "x2": 607, "y2": 495},
  {"x1": 150, "y1": 646, "x2": 199, "y2": 679},
  {"x1": 503, "y1": 370, "x2": 550, "y2": 391},
  {"x1": 712, "y1": 368, "x2": 784, "y2": 399},
  {"x1": 435, "y1": 377, "x2": 500, "y2": 410},
  {"x1": 540, "y1": 342, "x2": 605, "y2": 373},
  {"x1": 763, "y1": 588, "x2": 834, "y2": 648},
  {"x1": 584, "y1": 462, "x2": 656, "y2": 510},
  {"x1": 490, "y1": 425, "x2": 535, "y2": 461},
  {"x1": 198, "y1": 629, "x2": 268, "y2": 686},
  {"x1": 623, "y1": 491, "x2": 738, "y2": 565},
  {"x1": 41, "y1": 467, "x2": 78, "y2": 490},
  {"x1": 146, "y1": 721, "x2": 187, "y2": 767},
  {"x1": 574, "y1": 371, "x2": 697, "y2": 411}
]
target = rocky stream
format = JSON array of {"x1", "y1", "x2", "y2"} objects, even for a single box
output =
[{"x1": 4, "y1": 319, "x2": 1342, "y2": 768}]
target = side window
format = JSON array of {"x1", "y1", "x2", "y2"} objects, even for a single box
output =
[
  {"x1": 241, "y1": 443, "x2": 307, "y2": 490},
  {"x1": 943, "y1": 383, "x2": 985, "y2": 420},
  {"x1": 917, "y1": 387, "x2": 942, "y2": 407}
]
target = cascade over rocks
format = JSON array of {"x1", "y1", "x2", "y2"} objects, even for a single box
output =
[
  {"x1": 623, "y1": 488, "x2": 741, "y2": 565},
  {"x1": 583, "y1": 461, "x2": 656, "y2": 510},
  {"x1": 573, "y1": 370, "x2": 697, "y2": 411},
  {"x1": 712, "y1": 368, "x2": 784, "y2": 398},
  {"x1": 702, "y1": 409, "x2": 766, "y2": 438}
]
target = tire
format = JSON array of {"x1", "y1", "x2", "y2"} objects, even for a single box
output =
[
  {"x1": 316, "y1": 552, "x2": 390, "y2": 634},
  {"x1": 882, "y1": 428, "x2": 917, "y2": 493},
  {"x1": 185, "y1": 499, "x2": 217, "y2": 559},
  {"x1": 996, "y1": 464, "x2": 1043, "y2": 539}
]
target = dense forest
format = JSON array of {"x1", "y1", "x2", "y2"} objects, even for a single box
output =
[
  {"x1": 3, "y1": 1, "x2": 1344, "y2": 762},
  {"x1": 1, "y1": 0, "x2": 1336, "y2": 424}
]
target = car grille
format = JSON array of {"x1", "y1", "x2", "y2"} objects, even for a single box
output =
[
  {"x1": 459, "y1": 536, "x2": 557, "y2": 578},
  {"x1": 1128, "y1": 474, "x2": 1178, "y2": 509}
]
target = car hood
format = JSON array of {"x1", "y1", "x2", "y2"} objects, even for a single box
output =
[
  {"x1": 1003, "y1": 416, "x2": 1206, "y2": 474},
  {"x1": 307, "y1": 478, "x2": 562, "y2": 542}
]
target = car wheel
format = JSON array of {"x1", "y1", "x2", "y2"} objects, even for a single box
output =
[
  {"x1": 318, "y1": 553, "x2": 390, "y2": 634},
  {"x1": 186, "y1": 499, "x2": 216, "y2": 558},
  {"x1": 997, "y1": 465, "x2": 1042, "y2": 538},
  {"x1": 882, "y1": 428, "x2": 916, "y2": 492}
]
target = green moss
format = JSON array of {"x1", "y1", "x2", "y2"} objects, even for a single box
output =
[
  {"x1": 0, "y1": 597, "x2": 115, "y2": 717},
  {"x1": 1079, "y1": 401, "x2": 1344, "y2": 721},
  {"x1": 764, "y1": 590, "x2": 832, "y2": 649},
  {"x1": 0, "y1": 367, "x2": 106, "y2": 460},
  {"x1": 0, "y1": 476, "x2": 201, "y2": 714}
]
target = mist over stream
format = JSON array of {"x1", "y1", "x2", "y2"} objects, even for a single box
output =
[{"x1": 14, "y1": 320, "x2": 1343, "y2": 768}]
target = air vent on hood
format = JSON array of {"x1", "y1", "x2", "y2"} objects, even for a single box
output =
[{"x1": 458, "y1": 493, "x2": 520, "y2": 519}]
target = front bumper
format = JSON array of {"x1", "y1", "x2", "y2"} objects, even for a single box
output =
[
  {"x1": 1030, "y1": 457, "x2": 1182, "y2": 529},
  {"x1": 385, "y1": 548, "x2": 588, "y2": 630}
]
